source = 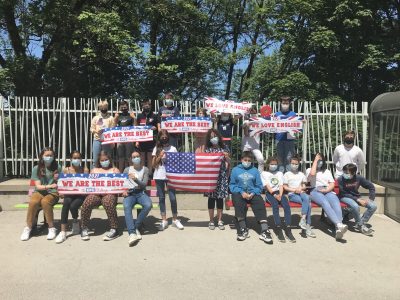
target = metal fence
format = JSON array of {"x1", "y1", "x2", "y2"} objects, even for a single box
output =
[{"x1": 0, "y1": 97, "x2": 369, "y2": 177}]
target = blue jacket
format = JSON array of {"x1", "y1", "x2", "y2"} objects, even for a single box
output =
[
  {"x1": 274, "y1": 110, "x2": 297, "y2": 141},
  {"x1": 229, "y1": 164, "x2": 263, "y2": 195}
]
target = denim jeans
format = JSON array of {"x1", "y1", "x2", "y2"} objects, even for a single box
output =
[
  {"x1": 155, "y1": 179, "x2": 177, "y2": 216},
  {"x1": 340, "y1": 197, "x2": 377, "y2": 226},
  {"x1": 276, "y1": 140, "x2": 295, "y2": 172},
  {"x1": 288, "y1": 192, "x2": 312, "y2": 225},
  {"x1": 92, "y1": 139, "x2": 112, "y2": 168},
  {"x1": 265, "y1": 193, "x2": 292, "y2": 226},
  {"x1": 123, "y1": 191, "x2": 152, "y2": 234},
  {"x1": 311, "y1": 190, "x2": 342, "y2": 225}
]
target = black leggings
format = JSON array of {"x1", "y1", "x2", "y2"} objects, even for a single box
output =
[
  {"x1": 208, "y1": 197, "x2": 223, "y2": 210},
  {"x1": 60, "y1": 196, "x2": 84, "y2": 224}
]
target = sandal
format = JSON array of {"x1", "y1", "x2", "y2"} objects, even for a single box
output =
[{"x1": 218, "y1": 221, "x2": 225, "y2": 230}]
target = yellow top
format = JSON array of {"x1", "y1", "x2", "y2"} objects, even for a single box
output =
[{"x1": 90, "y1": 113, "x2": 115, "y2": 140}]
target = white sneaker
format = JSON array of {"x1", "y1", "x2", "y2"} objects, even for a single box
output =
[
  {"x1": 20, "y1": 227, "x2": 31, "y2": 241},
  {"x1": 128, "y1": 233, "x2": 140, "y2": 246},
  {"x1": 55, "y1": 231, "x2": 67, "y2": 244},
  {"x1": 172, "y1": 219, "x2": 184, "y2": 230},
  {"x1": 136, "y1": 229, "x2": 142, "y2": 240},
  {"x1": 158, "y1": 220, "x2": 169, "y2": 231},
  {"x1": 47, "y1": 227, "x2": 57, "y2": 240},
  {"x1": 337, "y1": 223, "x2": 348, "y2": 235},
  {"x1": 81, "y1": 228, "x2": 90, "y2": 241},
  {"x1": 71, "y1": 221, "x2": 80, "y2": 235}
]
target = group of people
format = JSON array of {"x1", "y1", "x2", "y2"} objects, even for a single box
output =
[{"x1": 20, "y1": 96, "x2": 378, "y2": 246}]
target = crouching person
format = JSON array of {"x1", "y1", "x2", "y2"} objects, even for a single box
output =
[
  {"x1": 229, "y1": 151, "x2": 273, "y2": 244},
  {"x1": 123, "y1": 151, "x2": 152, "y2": 246},
  {"x1": 338, "y1": 163, "x2": 377, "y2": 236}
]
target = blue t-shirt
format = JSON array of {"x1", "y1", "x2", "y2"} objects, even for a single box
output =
[
  {"x1": 217, "y1": 119, "x2": 234, "y2": 139},
  {"x1": 274, "y1": 110, "x2": 297, "y2": 141}
]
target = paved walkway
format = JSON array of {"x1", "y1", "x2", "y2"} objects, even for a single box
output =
[{"x1": 0, "y1": 210, "x2": 399, "y2": 299}]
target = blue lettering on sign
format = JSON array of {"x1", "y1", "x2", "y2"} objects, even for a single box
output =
[
  {"x1": 86, "y1": 188, "x2": 95, "y2": 193},
  {"x1": 120, "y1": 137, "x2": 128, "y2": 141}
]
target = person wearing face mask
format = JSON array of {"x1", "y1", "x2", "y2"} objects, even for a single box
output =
[
  {"x1": 283, "y1": 156, "x2": 316, "y2": 238},
  {"x1": 230, "y1": 151, "x2": 273, "y2": 244},
  {"x1": 20, "y1": 147, "x2": 62, "y2": 241},
  {"x1": 194, "y1": 108, "x2": 209, "y2": 153},
  {"x1": 307, "y1": 153, "x2": 348, "y2": 240},
  {"x1": 332, "y1": 130, "x2": 366, "y2": 178},
  {"x1": 203, "y1": 129, "x2": 230, "y2": 230},
  {"x1": 90, "y1": 100, "x2": 115, "y2": 168},
  {"x1": 274, "y1": 96, "x2": 298, "y2": 173},
  {"x1": 122, "y1": 151, "x2": 152, "y2": 246},
  {"x1": 338, "y1": 164, "x2": 376, "y2": 236},
  {"x1": 241, "y1": 106, "x2": 264, "y2": 173},
  {"x1": 55, "y1": 151, "x2": 89, "y2": 244},
  {"x1": 80, "y1": 151, "x2": 120, "y2": 241},
  {"x1": 213, "y1": 112, "x2": 240, "y2": 150},
  {"x1": 262, "y1": 156, "x2": 296, "y2": 243},
  {"x1": 152, "y1": 130, "x2": 184, "y2": 230},
  {"x1": 135, "y1": 100, "x2": 158, "y2": 174},
  {"x1": 114, "y1": 100, "x2": 135, "y2": 173},
  {"x1": 157, "y1": 92, "x2": 180, "y2": 148}
]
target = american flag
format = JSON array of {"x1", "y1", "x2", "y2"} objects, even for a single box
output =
[{"x1": 165, "y1": 152, "x2": 224, "y2": 192}]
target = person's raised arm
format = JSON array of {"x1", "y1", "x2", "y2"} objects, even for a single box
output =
[{"x1": 309, "y1": 153, "x2": 321, "y2": 177}]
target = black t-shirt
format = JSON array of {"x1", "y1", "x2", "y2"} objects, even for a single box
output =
[
  {"x1": 157, "y1": 106, "x2": 180, "y2": 123},
  {"x1": 117, "y1": 112, "x2": 134, "y2": 127},
  {"x1": 137, "y1": 111, "x2": 158, "y2": 128},
  {"x1": 217, "y1": 119, "x2": 234, "y2": 138}
]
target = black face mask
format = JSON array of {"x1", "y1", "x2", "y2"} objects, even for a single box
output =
[
  {"x1": 160, "y1": 138, "x2": 168, "y2": 145},
  {"x1": 344, "y1": 138, "x2": 354, "y2": 145},
  {"x1": 121, "y1": 108, "x2": 128, "y2": 114},
  {"x1": 143, "y1": 107, "x2": 150, "y2": 113},
  {"x1": 100, "y1": 109, "x2": 108, "y2": 114}
]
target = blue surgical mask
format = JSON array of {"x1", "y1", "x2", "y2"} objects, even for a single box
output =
[
  {"x1": 317, "y1": 160, "x2": 324, "y2": 169},
  {"x1": 100, "y1": 160, "x2": 110, "y2": 168},
  {"x1": 269, "y1": 164, "x2": 278, "y2": 172},
  {"x1": 242, "y1": 161, "x2": 251, "y2": 168},
  {"x1": 165, "y1": 100, "x2": 173, "y2": 107},
  {"x1": 291, "y1": 164, "x2": 299, "y2": 171},
  {"x1": 221, "y1": 115, "x2": 229, "y2": 121},
  {"x1": 71, "y1": 159, "x2": 81, "y2": 167},
  {"x1": 43, "y1": 156, "x2": 54, "y2": 165},
  {"x1": 132, "y1": 157, "x2": 141, "y2": 165},
  {"x1": 343, "y1": 173, "x2": 353, "y2": 180},
  {"x1": 210, "y1": 137, "x2": 219, "y2": 145}
]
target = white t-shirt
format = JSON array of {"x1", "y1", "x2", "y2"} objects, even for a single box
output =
[
  {"x1": 241, "y1": 120, "x2": 260, "y2": 151},
  {"x1": 332, "y1": 144, "x2": 365, "y2": 178},
  {"x1": 283, "y1": 171, "x2": 307, "y2": 194},
  {"x1": 306, "y1": 168, "x2": 335, "y2": 189},
  {"x1": 125, "y1": 166, "x2": 145, "y2": 189},
  {"x1": 152, "y1": 145, "x2": 178, "y2": 180},
  {"x1": 261, "y1": 171, "x2": 284, "y2": 192}
]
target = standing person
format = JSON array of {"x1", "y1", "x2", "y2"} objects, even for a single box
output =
[
  {"x1": 283, "y1": 156, "x2": 316, "y2": 238},
  {"x1": 332, "y1": 130, "x2": 366, "y2": 178},
  {"x1": 157, "y1": 92, "x2": 180, "y2": 148},
  {"x1": 90, "y1": 100, "x2": 115, "y2": 168},
  {"x1": 80, "y1": 151, "x2": 120, "y2": 241},
  {"x1": 20, "y1": 147, "x2": 62, "y2": 241},
  {"x1": 55, "y1": 151, "x2": 89, "y2": 244},
  {"x1": 194, "y1": 108, "x2": 209, "y2": 153},
  {"x1": 338, "y1": 163, "x2": 377, "y2": 236},
  {"x1": 203, "y1": 129, "x2": 230, "y2": 230},
  {"x1": 242, "y1": 106, "x2": 264, "y2": 173},
  {"x1": 262, "y1": 156, "x2": 296, "y2": 243},
  {"x1": 213, "y1": 112, "x2": 240, "y2": 150},
  {"x1": 152, "y1": 130, "x2": 184, "y2": 230},
  {"x1": 229, "y1": 151, "x2": 273, "y2": 244},
  {"x1": 114, "y1": 100, "x2": 135, "y2": 173},
  {"x1": 275, "y1": 96, "x2": 298, "y2": 173},
  {"x1": 135, "y1": 100, "x2": 158, "y2": 175},
  {"x1": 123, "y1": 151, "x2": 152, "y2": 246},
  {"x1": 307, "y1": 153, "x2": 348, "y2": 240}
]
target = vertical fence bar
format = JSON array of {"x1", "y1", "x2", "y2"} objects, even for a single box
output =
[{"x1": 0, "y1": 97, "x2": 4, "y2": 178}]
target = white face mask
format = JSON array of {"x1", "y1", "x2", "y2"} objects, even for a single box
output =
[
  {"x1": 132, "y1": 157, "x2": 141, "y2": 165},
  {"x1": 221, "y1": 115, "x2": 229, "y2": 121},
  {"x1": 281, "y1": 104, "x2": 290, "y2": 112},
  {"x1": 210, "y1": 137, "x2": 219, "y2": 145},
  {"x1": 165, "y1": 100, "x2": 173, "y2": 107},
  {"x1": 242, "y1": 161, "x2": 251, "y2": 168},
  {"x1": 269, "y1": 164, "x2": 278, "y2": 172},
  {"x1": 290, "y1": 164, "x2": 299, "y2": 171}
]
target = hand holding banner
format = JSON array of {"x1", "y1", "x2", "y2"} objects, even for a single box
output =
[
  {"x1": 101, "y1": 126, "x2": 153, "y2": 144},
  {"x1": 248, "y1": 116, "x2": 303, "y2": 136},
  {"x1": 161, "y1": 117, "x2": 212, "y2": 133},
  {"x1": 204, "y1": 97, "x2": 252, "y2": 115},
  {"x1": 57, "y1": 173, "x2": 130, "y2": 195}
]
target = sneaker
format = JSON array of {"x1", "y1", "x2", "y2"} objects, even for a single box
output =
[
  {"x1": 259, "y1": 230, "x2": 273, "y2": 244},
  {"x1": 103, "y1": 229, "x2": 118, "y2": 241},
  {"x1": 47, "y1": 227, "x2": 57, "y2": 240},
  {"x1": 128, "y1": 233, "x2": 140, "y2": 246},
  {"x1": 20, "y1": 227, "x2": 31, "y2": 241},
  {"x1": 217, "y1": 221, "x2": 225, "y2": 230},
  {"x1": 275, "y1": 227, "x2": 286, "y2": 243},
  {"x1": 208, "y1": 222, "x2": 215, "y2": 230},
  {"x1": 284, "y1": 227, "x2": 296, "y2": 243},
  {"x1": 335, "y1": 229, "x2": 344, "y2": 240},
  {"x1": 299, "y1": 218, "x2": 307, "y2": 230},
  {"x1": 361, "y1": 225, "x2": 373, "y2": 236},
  {"x1": 158, "y1": 220, "x2": 169, "y2": 231},
  {"x1": 337, "y1": 223, "x2": 348, "y2": 235},
  {"x1": 306, "y1": 224, "x2": 316, "y2": 238},
  {"x1": 71, "y1": 220, "x2": 80, "y2": 235},
  {"x1": 55, "y1": 231, "x2": 67, "y2": 244},
  {"x1": 136, "y1": 229, "x2": 142, "y2": 240},
  {"x1": 237, "y1": 228, "x2": 250, "y2": 241},
  {"x1": 172, "y1": 219, "x2": 184, "y2": 230},
  {"x1": 81, "y1": 228, "x2": 90, "y2": 241}
]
